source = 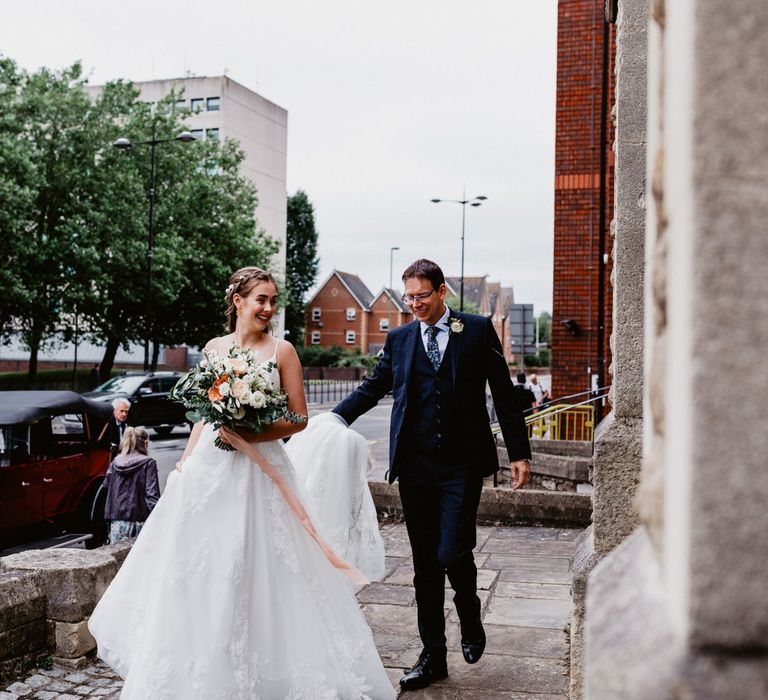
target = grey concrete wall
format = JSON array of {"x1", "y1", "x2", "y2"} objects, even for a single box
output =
[
  {"x1": 686, "y1": 0, "x2": 768, "y2": 647},
  {"x1": 585, "y1": 0, "x2": 768, "y2": 696},
  {"x1": 570, "y1": 1, "x2": 649, "y2": 695}
]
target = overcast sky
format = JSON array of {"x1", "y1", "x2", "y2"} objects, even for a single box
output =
[{"x1": 2, "y1": 0, "x2": 557, "y2": 312}]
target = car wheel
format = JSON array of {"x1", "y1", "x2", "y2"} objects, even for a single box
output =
[
  {"x1": 154, "y1": 426, "x2": 174, "y2": 436},
  {"x1": 85, "y1": 487, "x2": 108, "y2": 549}
]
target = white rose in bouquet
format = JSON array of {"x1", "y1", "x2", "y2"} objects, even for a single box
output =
[
  {"x1": 230, "y1": 379, "x2": 249, "y2": 401},
  {"x1": 250, "y1": 390, "x2": 267, "y2": 409}
]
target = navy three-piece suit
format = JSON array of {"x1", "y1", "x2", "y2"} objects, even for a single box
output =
[{"x1": 334, "y1": 309, "x2": 531, "y2": 656}]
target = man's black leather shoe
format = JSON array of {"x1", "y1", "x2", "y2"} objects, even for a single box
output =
[
  {"x1": 461, "y1": 620, "x2": 486, "y2": 664},
  {"x1": 399, "y1": 652, "x2": 448, "y2": 691}
]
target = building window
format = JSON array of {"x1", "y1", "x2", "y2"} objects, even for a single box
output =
[
  {"x1": 207, "y1": 96, "x2": 221, "y2": 111},
  {"x1": 346, "y1": 331, "x2": 356, "y2": 344},
  {"x1": 311, "y1": 308, "x2": 321, "y2": 322},
  {"x1": 174, "y1": 98, "x2": 186, "y2": 111},
  {"x1": 206, "y1": 128, "x2": 220, "y2": 141},
  {"x1": 190, "y1": 129, "x2": 204, "y2": 141},
  {"x1": 346, "y1": 308, "x2": 356, "y2": 321},
  {"x1": 190, "y1": 98, "x2": 205, "y2": 113},
  {"x1": 311, "y1": 331, "x2": 321, "y2": 345},
  {"x1": 379, "y1": 319, "x2": 390, "y2": 331}
]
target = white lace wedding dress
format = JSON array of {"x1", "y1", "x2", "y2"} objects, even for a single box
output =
[
  {"x1": 285, "y1": 413, "x2": 385, "y2": 582},
  {"x1": 88, "y1": 361, "x2": 395, "y2": 700}
]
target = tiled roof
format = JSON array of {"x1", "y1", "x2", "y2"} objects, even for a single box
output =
[
  {"x1": 501, "y1": 286, "x2": 515, "y2": 314},
  {"x1": 487, "y1": 281, "x2": 501, "y2": 315},
  {"x1": 336, "y1": 271, "x2": 374, "y2": 310},
  {"x1": 445, "y1": 276, "x2": 487, "y2": 310},
  {"x1": 383, "y1": 288, "x2": 411, "y2": 313}
]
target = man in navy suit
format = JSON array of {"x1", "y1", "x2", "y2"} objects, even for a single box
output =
[{"x1": 334, "y1": 259, "x2": 531, "y2": 690}]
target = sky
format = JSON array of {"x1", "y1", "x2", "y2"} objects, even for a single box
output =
[{"x1": 2, "y1": 0, "x2": 557, "y2": 313}]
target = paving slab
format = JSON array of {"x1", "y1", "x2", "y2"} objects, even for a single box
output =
[
  {"x1": 485, "y1": 597, "x2": 572, "y2": 630},
  {"x1": 2, "y1": 523, "x2": 582, "y2": 698}
]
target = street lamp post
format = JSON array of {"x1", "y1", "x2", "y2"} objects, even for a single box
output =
[
  {"x1": 389, "y1": 246, "x2": 400, "y2": 289},
  {"x1": 113, "y1": 126, "x2": 195, "y2": 371},
  {"x1": 430, "y1": 191, "x2": 487, "y2": 311}
]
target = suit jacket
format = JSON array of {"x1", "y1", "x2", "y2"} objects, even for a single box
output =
[
  {"x1": 334, "y1": 310, "x2": 531, "y2": 483},
  {"x1": 107, "y1": 416, "x2": 127, "y2": 450}
]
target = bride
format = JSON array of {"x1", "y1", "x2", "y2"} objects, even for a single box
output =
[{"x1": 88, "y1": 267, "x2": 395, "y2": 700}]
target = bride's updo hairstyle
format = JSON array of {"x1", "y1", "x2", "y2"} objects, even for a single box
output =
[{"x1": 224, "y1": 267, "x2": 277, "y2": 333}]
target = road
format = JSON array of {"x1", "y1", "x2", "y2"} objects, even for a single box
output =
[{"x1": 150, "y1": 398, "x2": 394, "y2": 491}]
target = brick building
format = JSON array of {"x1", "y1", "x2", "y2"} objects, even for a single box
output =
[
  {"x1": 304, "y1": 271, "x2": 375, "y2": 352},
  {"x1": 551, "y1": 1, "x2": 616, "y2": 400},
  {"x1": 367, "y1": 289, "x2": 411, "y2": 355}
]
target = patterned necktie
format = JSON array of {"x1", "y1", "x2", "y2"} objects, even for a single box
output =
[{"x1": 426, "y1": 326, "x2": 441, "y2": 371}]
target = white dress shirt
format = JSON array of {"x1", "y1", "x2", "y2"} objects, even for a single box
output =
[{"x1": 419, "y1": 306, "x2": 451, "y2": 364}]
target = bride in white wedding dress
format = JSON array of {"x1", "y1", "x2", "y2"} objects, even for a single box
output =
[{"x1": 88, "y1": 267, "x2": 395, "y2": 700}]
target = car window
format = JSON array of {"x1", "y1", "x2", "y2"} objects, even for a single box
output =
[
  {"x1": 95, "y1": 376, "x2": 146, "y2": 394},
  {"x1": 0, "y1": 425, "x2": 30, "y2": 467},
  {"x1": 144, "y1": 378, "x2": 164, "y2": 393},
  {"x1": 160, "y1": 377, "x2": 178, "y2": 392}
]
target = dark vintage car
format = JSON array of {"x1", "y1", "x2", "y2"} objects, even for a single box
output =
[
  {"x1": 0, "y1": 391, "x2": 113, "y2": 552},
  {"x1": 84, "y1": 371, "x2": 188, "y2": 435}
]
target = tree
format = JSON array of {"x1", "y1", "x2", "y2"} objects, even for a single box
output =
[
  {"x1": 2, "y1": 61, "x2": 104, "y2": 380},
  {"x1": 0, "y1": 62, "x2": 279, "y2": 379},
  {"x1": 536, "y1": 311, "x2": 552, "y2": 345},
  {"x1": 76, "y1": 85, "x2": 278, "y2": 374},
  {"x1": 285, "y1": 190, "x2": 319, "y2": 345},
  {"x1": 445, "y1": 294, "x2": 480, "y2": 315},
  {"x1": 0, "y1": 58, "x2": 34, "y2": 340}
]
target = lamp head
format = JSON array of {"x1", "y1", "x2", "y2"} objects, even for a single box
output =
[
  {"x1": 475, "y1": 195, "x2": 488, "y2": 201},
  {"x1": 561, "y1": 319, "x2": 580, "y2": 336},
  {"x1": 430, "y1": 198, "x2": 441, "y2": 203},
  {"x1": 176, "y1": 131, "x2": 196, "y2": 143},
  {"x1": 112, "y1": 137, "x2": 132, "y2": 149}
]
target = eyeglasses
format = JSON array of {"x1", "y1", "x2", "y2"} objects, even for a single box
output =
[{"x1": 401, "y1": 289, "x2": 435, "y2": 305}]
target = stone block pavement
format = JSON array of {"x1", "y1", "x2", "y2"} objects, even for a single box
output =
[{"x1": 2, "y1": 523, "x2": 581, "y2": 699}]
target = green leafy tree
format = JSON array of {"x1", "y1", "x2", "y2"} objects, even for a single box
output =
[
  {"x1": 445, "y1": 294, "x2": 480, "y2": 315},
  {"x1": 536, "y1": 310, "x2": 552, "y2": 345},
  {"x1": 0, "y1": 58, "x2": 34, "y2": 339},
  {"x1": 0, "y1": 62, "x2": 278, "y2": 379},
  {"x1": 3, "y1": 61, "x2": 104, "y2": 380},
  {"x1": 77, "y1": 86, "x2": 278, "y2": 374},
  {"x1": 285, "y1": 190, "x2": 319, "y2": 345}
]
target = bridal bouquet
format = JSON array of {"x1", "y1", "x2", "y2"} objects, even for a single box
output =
[{"x1": 170, "y1": 345, "x2": 304, "y2": 450}]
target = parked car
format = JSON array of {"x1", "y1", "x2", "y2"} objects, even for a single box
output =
[
  {"x1": 84, "y1": 371, "x2": 188, "y2": 435},
  {"x1": 0, "y1": 391, "x2": 113, "y2": 551}
]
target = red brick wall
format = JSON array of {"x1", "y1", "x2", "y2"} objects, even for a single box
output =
[
  {"x1": 368, "y1": 294, "x2": 412, "y2": 351},
  {"x1": 304, "y1": 276, "x2": 366, "y2": 351},
  {"x1": 552, "y1": 0, "x2": 615, "y2": 401}
]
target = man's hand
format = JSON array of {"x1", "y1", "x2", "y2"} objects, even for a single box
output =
[{"x1": 509, "y1": 459, "x2": 531, "y2": 490}]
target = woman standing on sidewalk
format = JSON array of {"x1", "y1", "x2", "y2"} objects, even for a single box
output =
[{"x1": 103, "y1": 427, "x2": 160, "y2": 543}]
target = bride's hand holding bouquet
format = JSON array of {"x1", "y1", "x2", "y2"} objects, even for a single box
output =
[{"x1": 170, "y1": 345, "x2": 306, "y2": 451}]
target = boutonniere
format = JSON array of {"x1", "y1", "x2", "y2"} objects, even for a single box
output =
[{"x1": 449, "y1": 318, "x2": 464, "y2": 334}]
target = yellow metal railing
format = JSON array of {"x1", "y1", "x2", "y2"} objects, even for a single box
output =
[{"x1": 524, "y1": 403, "x2": 594, "y2": 442}]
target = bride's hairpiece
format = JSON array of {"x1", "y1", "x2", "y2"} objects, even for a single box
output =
[{"x1": 225, "y1": 269, "x2": 266, "y2": 302}]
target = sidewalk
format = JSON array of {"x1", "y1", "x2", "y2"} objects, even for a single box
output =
[{"x1": 1, "y1": 523, "x2": 579, "y2": 699}]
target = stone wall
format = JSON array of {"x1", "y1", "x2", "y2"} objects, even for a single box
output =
[
  {"x1": 569, "y1": 0, "x2": 649, "y2": 696},
  {"x1": 584, "y1": 0, "x2": 768, "y2": 696},
  {"x1": 0, "y1": 542, "x2": 132, "y2": 685}
]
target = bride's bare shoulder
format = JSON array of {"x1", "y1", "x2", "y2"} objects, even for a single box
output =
[
  {"x1": 276, "y1": 338, "x2": 299, "y2": 362},
  {"x1": 204, "y1": 334, "x2": 232, "y2": 353}
]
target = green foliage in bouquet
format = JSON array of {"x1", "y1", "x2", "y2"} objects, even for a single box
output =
[{"x1": 170, "y1": 345, "x2": 306, "y2": 450}]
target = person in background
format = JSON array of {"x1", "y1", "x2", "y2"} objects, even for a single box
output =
[
  {"x1": 108, "y1": 398, "x2": 131, "y2": 456},
  {"x1": 104, "y1": 427, "x2": 160, "y2": 544},
  {"x1": 529, "y1": 373, "x2": 549, "y2": 409},
  {"x1": 514, "y1": 372, "x2": 537, "y2": 414}
]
